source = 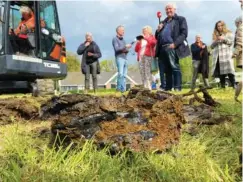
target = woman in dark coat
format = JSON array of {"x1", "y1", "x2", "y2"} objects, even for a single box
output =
[
  {"x1": 77, "y1": 32, "x2": 102, "y2": 94},
  {"x1": 190, "y1": 35, "x2": 211, "y2": 92}
]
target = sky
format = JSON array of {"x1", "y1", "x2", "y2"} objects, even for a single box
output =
[{"x1": 56, "y1": 0, "x2": 242, "y2": 63}]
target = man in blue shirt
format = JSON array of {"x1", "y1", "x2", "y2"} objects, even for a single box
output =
[
  {"x1": 155, "y1": 3, "x2": 190, "y2": 91},
  {"x1": 112, "y1": 25, "x2": 132, "y2": 93}
]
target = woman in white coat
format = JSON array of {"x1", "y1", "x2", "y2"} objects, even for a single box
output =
[{"x1": 211, "y1": 21, "x2": 235, "y2": 89}]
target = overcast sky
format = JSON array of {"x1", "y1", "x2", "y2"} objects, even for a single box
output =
[{"x1": 56, "y1": 0, "x2": 241, "y2": 63}]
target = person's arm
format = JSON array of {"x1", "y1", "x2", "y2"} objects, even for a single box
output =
[
  {"x1": 174, "y1": 17, "x2": 188, "y2": 47},
  {"x1": 155, "y1": 21, "x2": 164, "y2": 40},
  {"x1": 155, "y1": 30, "x2": 159, "y2": 40},
  {"x1": 93, "y1": 44, "x2": 102, "y2": 59},
  {"x1": 144, "y1": 35, "x2": 157, "y2": 47},
  {"x1": 191, "y1": 44, "x2": 201, "y2": 53},
  {"x1": 134, "y1": 41, "x2": 140, "y2": 53},
  {"x1": 211, "y1": 40, "x2": 219, "y2": 49},
  {"x1": 14, "y1": 21, "x2": 22, "y2": 35},
  {"x1": 222, "y1": 32, "x2": 234, "y2": 46},
  {"x1": 77, "y1": 43, "x2": 87, "y2": 55},
  {"x1": 26, "y1": 18, "x2": 35, "y2": 31},
  {"x1": 112, "y1": 37, "x2": 126, "y2": 54}
]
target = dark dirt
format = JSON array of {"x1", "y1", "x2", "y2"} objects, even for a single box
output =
[
  {"x1": 0, "y1": 97, "x2": 39, "y2": 125},
  {"x1": 0, "y1": 88, "x2": 229, "y2": 153},
  {"x1": 40, "y1": 89, "x2": 185, "y2": 152}
]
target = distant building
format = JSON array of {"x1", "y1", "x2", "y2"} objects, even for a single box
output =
[{"x1": 59, "y1": 72, "x2": 142, "y2": 92}]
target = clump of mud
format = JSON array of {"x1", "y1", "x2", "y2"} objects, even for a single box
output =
[
  {"x1": 0, "y1": 98, "x2": 39, "y2": 125},
  {"x1": 40, "y1": 89, "x2": 184, "y2": 152}
]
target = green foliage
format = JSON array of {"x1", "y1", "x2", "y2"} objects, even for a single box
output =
[
  {"x1": 100, "y1": 60, "x2": 139, "y2": 72},
  {"x1": 180, "y1": 57, "x2": 193, "y2": 83},
  {"x1": 99, "y1": 60, "x2": 116, "y2": 72},
  {"x1": 66, "y1": 52, "x2": 81, "y2": 72}
]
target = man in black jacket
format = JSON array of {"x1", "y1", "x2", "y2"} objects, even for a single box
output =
[
  {"x1": 190, "y1": 35, "x2": 211, "y2": 92},
  {"x1": 155, "y1": 3, "x2": 190, "y2": 91},
  {"x1": 77, "y1": 32, "x2": 102, "y2": 94}
]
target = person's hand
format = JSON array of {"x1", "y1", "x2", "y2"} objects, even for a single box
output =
[
  {"x1": 157, "y1": 23, "x2": 163, "y2": 31},
  {"x1": 201, "y1": 45, "x2": 206, "y2": 49},
  {"x1": 169, "y1": 43, "x2": 175, "y2": 49},
  {"x1": 122, "y1": 49, "x2": 129, "y2": 53},
  {"x1": 9, "y1": 28, "x2": 13, "y2": 35},
  {"x1": 217, "y1": 36, "x2": 224, "y2": 41},
  {"x1": 85, "y1": 42, "x2": 90, "y2": 46},
  {"x1": 87, "y1": 52, "x2": 94, "y2": 56},
  {"x1": 20, "y1": 24, "x2": 28, "y2": 34},
  {"x1": 125, "y1": 44, "x2": 132, "y2": 49}
]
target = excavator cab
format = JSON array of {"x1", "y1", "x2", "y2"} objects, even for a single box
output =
[{"x1": 0, "y1": 1, "x2": 67, "y2": 96}]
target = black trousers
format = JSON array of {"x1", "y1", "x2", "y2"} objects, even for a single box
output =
[
  {"x1": 214, "y1": 58, "x2": 235, "y2": 88},
  {"x1": 220, "y1": 74, "x2": 235, "y2": 88},
  {"x1": 85, "y1": 61, "x2": 98, "y2": 90},
  {"x1": 9, "y1": 34, "x2": 31, "y2": 54},
  {"x1": 159, "y1": 47, "x2": 182, "y2": 90}
]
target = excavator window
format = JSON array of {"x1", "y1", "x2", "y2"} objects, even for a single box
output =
[
  {"x1": 9, "y1": 5, "x2": 22, "y2": 31},
  {"x1": 39, "y1": 1, "x2": 61, "y2": 61},
  {"x1": 8, "y1": 3, "x2": 36, "y2": 56}
]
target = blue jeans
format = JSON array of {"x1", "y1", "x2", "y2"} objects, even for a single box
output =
[
  {"x1": 116, "y1": 57, "x2": 128, "y2": 92},
  {"x1": 158, "y1": 59, "x2": 166, "y2": 89},
  {"x1": 159, "y1": 47, "x2": 182, "y2": 90}
]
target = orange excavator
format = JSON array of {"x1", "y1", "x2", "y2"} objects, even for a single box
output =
[{"x1": 0, "y1": 0, "x2": 67, "y2": 96}]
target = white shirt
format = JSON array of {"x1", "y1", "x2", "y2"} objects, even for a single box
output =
[{"x1": 139, "y1": 39, "x2": 147, "y2": 57}]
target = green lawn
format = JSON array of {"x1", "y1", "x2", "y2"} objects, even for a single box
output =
[{"x1": 0, "y1": 88, "x2": 242, "y2": 182}]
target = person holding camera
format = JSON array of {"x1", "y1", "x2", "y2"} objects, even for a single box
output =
[
  {"x1": 77, "y1": 32, "x2": 102, "y2": 94},
  {"x1": 112, "y1": 25, "x2": 132, "y2": 93},
  {"x1": 134, "y1": 26, "x2": 157, "y2": 90}
]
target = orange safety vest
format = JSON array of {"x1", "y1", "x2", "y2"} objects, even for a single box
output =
[{"x1": 14, "y1": 11, "x2": 45, "y2": 35}]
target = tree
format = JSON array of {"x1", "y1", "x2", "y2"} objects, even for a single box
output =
[
  {"x1": 99, "y1": 60, "x2": 116, "y2": 72},
  {"x1": 66, "y1": 51, "x2": 81, "y2": 72},
  {"x1": 99, "y1": 60, "x2": 139, "y2": 72}
]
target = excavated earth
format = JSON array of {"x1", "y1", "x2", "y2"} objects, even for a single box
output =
[
  {"x1": 40, "y1": 89, "x2": 184, "y2": 152},
  {"x1": 0, "y1": 89, "x2": 230, "y2": 153}
]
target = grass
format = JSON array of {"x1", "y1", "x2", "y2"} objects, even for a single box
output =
[{"x1": 0, "y1": 88, "x2": 242, "y2": 182}]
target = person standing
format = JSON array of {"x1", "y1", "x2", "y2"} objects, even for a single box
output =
[
  {"x1": 233, "y1": 16, "x2": 242, "y2": 102},
  {"x1": 155, "y1": 2, "x2": 190, "y2": 91},
  {"x1": 77, "y1": 32, "x2": 102, "y2": 94},
  {"x1": 112, "y1": 25, "x2": 132, "y2": 93},
  {"x1": 155, "y1": 24, "x2": 166, "y2": 90},
  {"x1": 211, "y1": 21, "x2": 235, "y2": 89},
  {"x1": 190, "y1": 35, "x2": 211, "y2": 91},
  {"x1": 135, "y1": 26, "x2": 157, "y2": 90}
]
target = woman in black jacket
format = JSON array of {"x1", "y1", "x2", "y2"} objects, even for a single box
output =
[{"x1": 77, "y1": 32, "x2": 102, "y2": 93}]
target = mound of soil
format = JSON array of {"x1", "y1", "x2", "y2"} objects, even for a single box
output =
[
  {"x1": 40, "y1": 89, "x2": 185, "y2": 152},
  {"x1": 0, "y1": 97, "x2": 39, "y2": 125},
  {"x1": 0, "y1": 88, "x2": 226, "y2": 153}
]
